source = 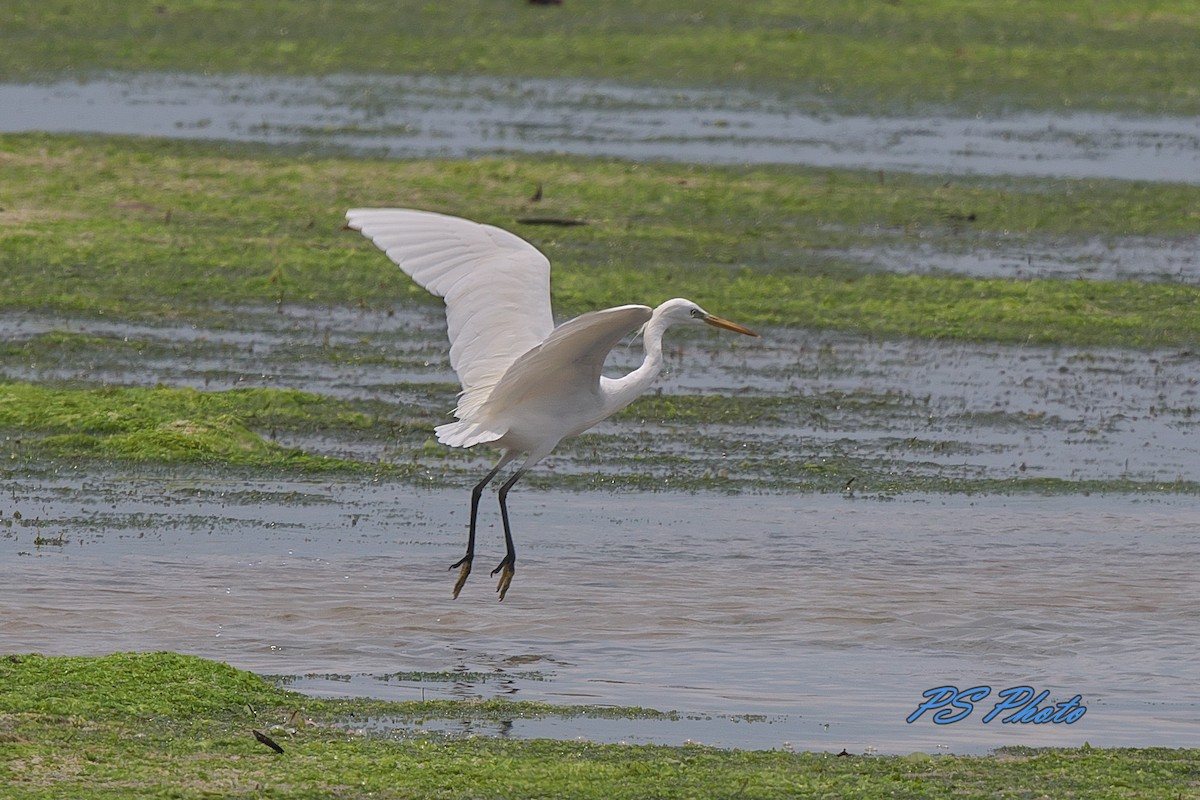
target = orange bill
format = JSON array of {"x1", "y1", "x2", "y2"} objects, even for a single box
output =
[{"x1": 703, "y1": 314, "x2": 760, "y2": 337}]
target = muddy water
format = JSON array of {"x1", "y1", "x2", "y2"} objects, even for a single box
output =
[
  {"x1": 3, "y1": 72, "x2": 1199, "y2": 183},
  {"x1": 2, "y1": 306, "x2": 1198, "y2": 753}
]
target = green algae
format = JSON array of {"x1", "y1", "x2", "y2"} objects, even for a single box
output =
[
  {"x1": 0, "y1": 380, "x2": 416, "y2": 473},
  {"x1": 3, "y1": 1, "x2": 1200, "y2": 115},
  {"x1": 3, "y1": 133, "x2": 1199, "y2": 348},
  {"x1": 0, "y1": 652, "x2": 1194, "y2": 799},
  {"x1": 2, "y1": 374, "x2": 1196, "y2": 497}
]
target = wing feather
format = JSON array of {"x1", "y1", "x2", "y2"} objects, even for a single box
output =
[
  {"x1": 345, "y1": 208, "x2": 555, "y2": 418},
  {"x1": 481, "y1": 305, "x2": 653, "y2": 416}
]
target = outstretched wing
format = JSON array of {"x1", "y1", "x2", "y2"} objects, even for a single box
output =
[
  {"x1": 434, "y1": 304, "x2": 653, "y2": 450},
  {"x1": 482, "y1": 304, "x2": 654, "y2": 418},
  {"x1": 345, "y1": 208, "x2": 555, "y2": 418}
]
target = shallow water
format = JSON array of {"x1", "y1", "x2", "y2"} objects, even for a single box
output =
[
  {"x1": 844, "y1": 236, "x2": 1200, "y2": 285},
  {"x1": 2, "y1": 305, "x2": 1198, "y2": 753},
  {"x1": 1, "y1": 478, "x2": 1196, "y2": 754},
  {"x1": 3, "y1": 72, "x2": 1199, "y2": 183}
]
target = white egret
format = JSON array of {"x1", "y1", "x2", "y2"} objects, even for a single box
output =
[{"x1": 345, "y1": 208, "x2": 759, "y2": 600}]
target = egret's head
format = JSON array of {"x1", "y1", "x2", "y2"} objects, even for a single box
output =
[{"x1": 656, "y1": 298, "x2": 759, "y2": 337}]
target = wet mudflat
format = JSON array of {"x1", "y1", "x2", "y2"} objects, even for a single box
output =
[
  {"x1": 2, "y1": 305, "x2": 1198, "y2": 754},
  {"x1": 3, "y1": 306, "x2": 1199, "y2": 490}
]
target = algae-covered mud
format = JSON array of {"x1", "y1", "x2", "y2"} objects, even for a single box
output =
[
  {"x1": 4, "y1": 1, "x2": 1199, "y2": 116},
  {"x1": 4, "y1": 306, "x2": 1200, "y2": 494},
  {"x1": 3, "y1": 134, "x2": 1198, "y2": 347},
  {"x1": 4, "y1": 654, "x2": 1193, "y2": 800}
]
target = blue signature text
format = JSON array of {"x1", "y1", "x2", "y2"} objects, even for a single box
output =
[{"x1": 906, "y1": 685, "x2": 1087, "y2": 725}]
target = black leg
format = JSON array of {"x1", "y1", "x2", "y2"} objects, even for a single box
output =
[
  {"x1": 450, "y1": 460, "x2": 505, "y2": 599},
  {"x1": 491, "y1": 467, "x2": 527, "y2": 601}
]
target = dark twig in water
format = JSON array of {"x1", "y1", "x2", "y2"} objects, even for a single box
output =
[{"x1": 515, "y1": 217, "x2": 588, "y2": 227}]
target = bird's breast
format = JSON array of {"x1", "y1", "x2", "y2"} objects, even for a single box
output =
[{"x1": 485, "y1": 385, "x2": 608, "y2": 453}]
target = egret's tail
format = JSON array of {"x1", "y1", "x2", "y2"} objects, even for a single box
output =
[{"x1": 435, "y1": 420, "x2": 505, "y2": 449}]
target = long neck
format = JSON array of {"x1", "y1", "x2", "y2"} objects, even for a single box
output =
[{"x1": 600, "y1": 311, "x2": 669, "y2": 416}]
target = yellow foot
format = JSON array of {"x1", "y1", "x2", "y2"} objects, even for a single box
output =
[
  {"x1": 493, "y1": 562, "x2": 515, "y2": 602},
  {"x1": 451, "y1": 560, "x2": 472, "y2": 599}
]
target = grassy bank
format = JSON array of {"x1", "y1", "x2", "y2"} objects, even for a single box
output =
[
  {"x1": 3, "y1": 133, "x2": 1199, "y2": 348},
  {"x1": 0, "y1": 652, "x2": 1193, "y2": 799},
  {"x1": 4, "y1": 1, "x2": 1200, "y2": 115}
]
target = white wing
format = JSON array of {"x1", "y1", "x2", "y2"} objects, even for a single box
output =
[
  {"x1": 437, "y1": 304, "x2": 653, "y2": 448},
  {"x1": 483, "y1": 304, "x2": 653, "y2": 416},
  {"x1": 345, "y1": 208, "x2": 555, "y2": 418}
]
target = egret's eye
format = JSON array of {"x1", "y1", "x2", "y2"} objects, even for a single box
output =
[{"x1": 690, "y1": 308, "x2": 703, "y2": 319}]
